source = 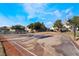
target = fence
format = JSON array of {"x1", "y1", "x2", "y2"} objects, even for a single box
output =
[{"x1": 0, "y1": 30, "x2": 28, "y2": 34}]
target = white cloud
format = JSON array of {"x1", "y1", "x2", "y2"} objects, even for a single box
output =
[
  {"x1": 64, "y1": 7, "x2": 73, "y2": 14},
  {"x1": 23, "y1": 3, "x2": 47, "y2": 19},
  {"x1": 66, "y1": 12, "x2": 73, "y2": 19},
  {"x1": 45, "y1": 21, "x2": 53, "y2": 28},
  {"x1": 52, "y1": 8, "x2": 73, "y2": 20},
  {"x1": 53, "y1": 10, "x2": 61, "y2": 18},
  {"x1": 65, "y1": 8, "x2": 71, "y2": 14},
  {"x1": 23, "y1": 4, "x2": 74, "y2": 28},
  {"x1": 23, "y1": 3, "x2": 64, "y2": 21},
  {"x1": 64, "y1": 8, "x2": 73, "y2": 19}
]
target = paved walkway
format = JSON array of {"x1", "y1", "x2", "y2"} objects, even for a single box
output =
[
  {"x1": 1, "y1": 33, "x2": 79, "y2": 56},
  {"x1": 37, "y1": 34, "x2": 79, "y2": 56}
]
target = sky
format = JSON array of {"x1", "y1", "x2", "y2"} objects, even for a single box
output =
[{"x1": 0, "y1": 3, "x2": 79, "y2": 28}]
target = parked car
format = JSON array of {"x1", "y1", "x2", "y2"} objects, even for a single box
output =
[{"x1": 60, "y1": 28, "x2": 68, "y2": 32}]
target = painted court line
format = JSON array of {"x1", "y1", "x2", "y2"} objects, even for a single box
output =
[
  {"x1": 7, "y1": 41, "x2": 25, "y2": 56},
  {"x1": 12, "y1": 41, "x2": 37, "y2": 56},
  {"x1": 39, "y1": 44, "x2": 53, "y2": 55}
]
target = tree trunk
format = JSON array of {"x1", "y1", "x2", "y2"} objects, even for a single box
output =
[{"x1": 73, "y1": 25, "x2": 77, "y2": 40}]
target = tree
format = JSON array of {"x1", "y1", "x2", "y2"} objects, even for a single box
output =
[
  {"x1": 11, "y1": 25, "x2": 25, "y2": 34},
  {"x1": 68, "y1": 16, "x2": 79, "y2": 40},
  {"x1": 68, "y1": 16, "x2": 79, "y2": 26},
  {"x1": 27, "y1": 23, "x2": 34, "y2": 31},
  {"x1": 53, "y1": 19, "x2": 63, "y2": 31},
  {"x1": 27, "y1": 22, "x2": 47, "y2": 32}
]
